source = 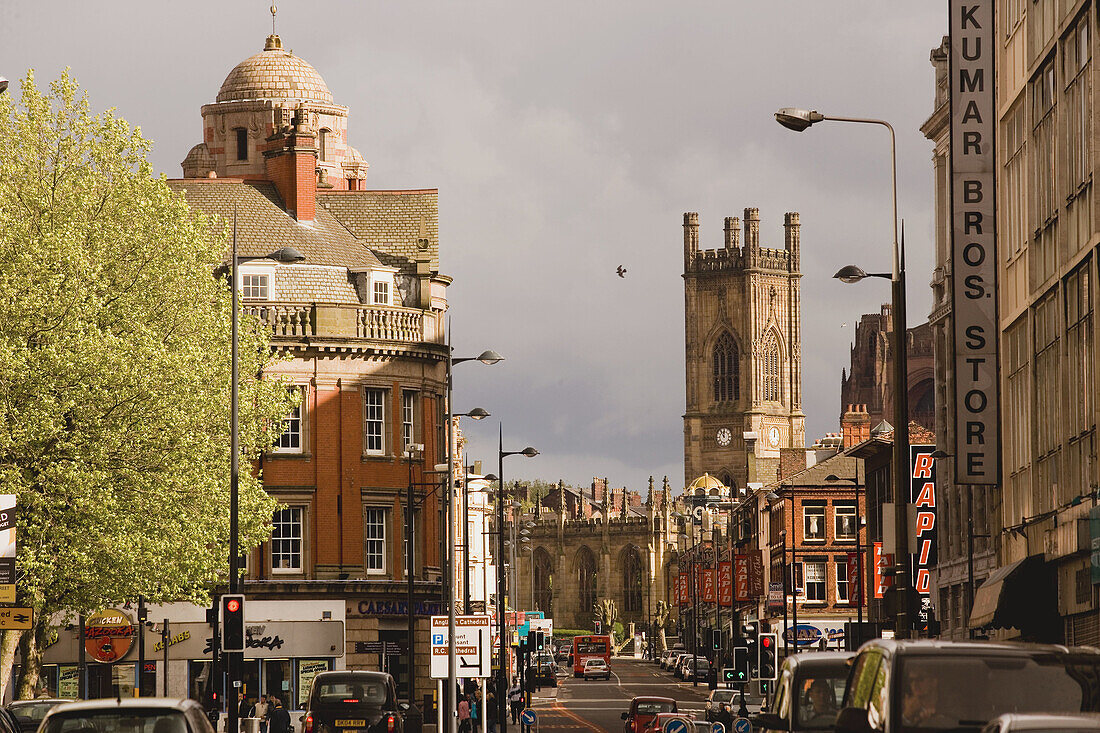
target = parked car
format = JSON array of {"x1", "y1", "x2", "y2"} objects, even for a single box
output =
[
  {"x1": 829, "y1": 640, "x2": 1100, "y2": 733},
  {"x1": 583, "y1": 658, "x2": 612, "y2": 680},
  {"x1": 527, "y1": 652, "x2": 558, "y2": 687},
  {"x1": 675, "y1": 655, "x2": 699, "y2": 679},
  {"x1": 8, "y1": 700, "x2": 74, "y2": 733},
  {"x1": 621, "y1": 696, "x2": 677, "y2": 733},
  {"x1": 705, "y1": 690, "x2": 741, "y2": 722},
  {"x1": 982, "y1": 713, "x2": 1100, "y2": 733},
  {"x1": 754, "y1": 650, "x2": 853, "y2": 733},
  {"x1": 658, "y1": 650, "x2": 675, "y2": 668},
  {"x1": 303, "y1": 670, "x2": 406, "y2": 733},
  {"x1": 686, "y1": 657, "x2": 711, "y2": 682},
  {"x1": 40, "y1": 699, "x2": 214, "y2": 733},
  {"x1": 664, "y1": 651, "x2": 686, "y2": 672}
]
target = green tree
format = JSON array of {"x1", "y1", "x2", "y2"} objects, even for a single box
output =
[
  {"x1": 0, "y1": 71, "x2": 293, "y2": 698},
  {"x1": 653, "y1": 600, "x2": 671, "y2": 654}
]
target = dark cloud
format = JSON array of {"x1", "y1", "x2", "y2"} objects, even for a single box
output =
[{"x1": 0, "y1": 0, "x2": 945, "y2": 492}]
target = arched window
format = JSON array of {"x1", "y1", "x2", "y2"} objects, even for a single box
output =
[
  {"x1": 319, "y1": 128, "x2": 330, "y2": 162},
  {"x1": 577, "y1": 547, "x2": 597, "y2": 617},
  {"x1": 713, "y1": 333, "x2": 739, "y2": 402},
  {"x1": 534, "y1": 549, "x2": 553, "y2": 615},
  {"x1": 622, "y1": 547, "x2": 643, "y2": 614},
  {"x1": 764, "y1": 341, "x2": 781, "y2": 401}
]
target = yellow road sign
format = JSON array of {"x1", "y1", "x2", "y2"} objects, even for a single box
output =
[
  {"x1": 0, "y1": 607, "x2": 31, "y2": 630},
  {"x1": 0, "y1": 586, "x2": 14, "y2": 604}
]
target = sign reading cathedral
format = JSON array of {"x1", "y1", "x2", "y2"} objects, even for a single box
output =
[{"x1": 949, "y1": 0, "x2": 1001, "y2": 484}]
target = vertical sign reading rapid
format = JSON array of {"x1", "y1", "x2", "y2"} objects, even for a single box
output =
[{"x1": 950, "y1": 0, "x2": 1001, "y2": 484}]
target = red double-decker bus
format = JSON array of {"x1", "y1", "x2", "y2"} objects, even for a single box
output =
[{"x1": 571, "y1": 634, "x2": 611, "y2": 677}]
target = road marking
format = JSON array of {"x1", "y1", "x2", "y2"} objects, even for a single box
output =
[{"x1": 550, "y1": 700, "x2": 612, "y2": 733}]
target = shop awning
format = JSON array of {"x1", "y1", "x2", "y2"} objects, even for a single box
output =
[{"x1": 969, "y1": 554, "x2": 1056, "y2": 637}]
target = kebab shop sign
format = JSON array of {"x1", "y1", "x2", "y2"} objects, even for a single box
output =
[{"x1": 84, "y1": 608, "x2": 138, "y2": 663}]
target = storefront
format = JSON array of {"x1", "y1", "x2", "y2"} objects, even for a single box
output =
[{"x1": 36, "y1": 600, "x2": 344, "y2": 710}]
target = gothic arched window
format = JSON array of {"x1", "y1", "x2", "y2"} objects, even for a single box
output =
[
  {"x1": 764, "y1": 342, "x2": 781, "y2": 401},
  {"x1": 622, "y1": 547, "x2": 643, "y2": 614},
  {"x1": 713, "y1": 333, "x2": 739, "y2": 402},
  {"x1": 577, "y1": 547, "x2": 597, "y2": 617},
  {"x1": 534, "y1": 549, "x2": 553, "y2": 615}
]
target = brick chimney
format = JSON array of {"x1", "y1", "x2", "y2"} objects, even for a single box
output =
[
  {"x1": 264, "y1": 106, "x2": 317, "y2": 223},
  {"x1": 841, "y1": 404, "x2": 871, "y2": 449}
]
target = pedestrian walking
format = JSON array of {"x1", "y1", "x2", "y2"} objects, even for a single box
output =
[
  {"x1": 470, "y1": 690, "x2": 481, "y2": 732},
  {"x1": 237, "y1": 693, "x2": 251, "y2": 721},
  {"x1": 486, "y1": 688, "x2": 498, "y2": 733},
  {"x1": 508, "y1": 682, "x2": 523, "y2": 724},
  {"x1": 458, "y1": 695, "x2": 471, "y2": 733},
  {"x1": 267, "y1": 697, "x2": 291, "y2": 733}
]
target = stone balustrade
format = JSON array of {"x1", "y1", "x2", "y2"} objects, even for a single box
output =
[{"x1": 243, "y1": 302, "x2": 431, "y2": 343}]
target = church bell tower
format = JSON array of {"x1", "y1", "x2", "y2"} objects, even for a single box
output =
[{"x1": 682, "y1": 209, "x2": 806, "y2": 491}]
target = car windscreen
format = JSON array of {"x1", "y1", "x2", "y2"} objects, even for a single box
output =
[
  {"x1": 43, "y1": 710, "x2": 189, "y2": 733},
  {"x1": 711, "y1": 691, "x2": 737, "y2": 704},
  {"x1": 792, "y1": 670, "x2": 847, "y2": 729},
  {"x1": 897, "y1": 654, "x2": 1100, "y2": 733},
  {"x1": 11, "y1": 703, "x2": 61, "y2": 724},
  {"x1": 635, "y1": 702, "x2": 676, "y2": 715},
  {"x1": 312, "y1": 679, "x2": 388, "y2": 706}
]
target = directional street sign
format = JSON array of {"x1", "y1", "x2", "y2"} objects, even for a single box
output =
[
  {"x1": 0, "y1": 607, "x2": 32, "y2": 630},
  {"x1": 733, "y1": 718, "x2": 752, "y2": 733},
  {"x1": 663, "y1": 718, "x2": 692, "y2": 733},
  {"x1": 430, "y1": 615, "x2": 492, "y2": 679},
  {"x1": 711, "y1": 723, "x2": 726, "y2": 733},
  {"x1": 520, "y1": 709, "x2": 537, "y2": 726}
]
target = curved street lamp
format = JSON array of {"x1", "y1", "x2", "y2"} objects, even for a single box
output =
[{"x1": 775, "y1": 106, "x2": 912, "y2": 639}]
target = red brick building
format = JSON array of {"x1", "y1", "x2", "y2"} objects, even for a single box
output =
[{"x1": 171, "y1": 30, "x2": 450, "y2": 705}]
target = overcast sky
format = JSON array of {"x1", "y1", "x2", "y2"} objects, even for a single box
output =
[{"x1": 0, "y1": 1, "x2": 946, "y2": 494}]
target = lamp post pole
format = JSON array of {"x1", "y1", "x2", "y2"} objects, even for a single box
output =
[
  {"x1": 494, "y1": 429, "x2": 538, "y2": 733},
  {"x1": 775, "y1": 108, "x2": 910, "y2": 638},
  {"x1": 405, "y1": 444, "x2": 422, "y2": 709}
]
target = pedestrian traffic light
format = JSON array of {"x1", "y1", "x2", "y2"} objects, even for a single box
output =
[
  {"x1": 741, "y1": 621, "x2": 758, "y2": 642},
  {"x1": 594, "y1": 620, "x2": 602, "y2": 635},
  {"x1": 221, "y1": 594, "x2": 245, "y2": 652},
  {"x1": 758, "y1": 632, "x2": 778, "y2": 681},
  {"x1": 733, "y1": 646, "x2": 749, "y2": 683}
]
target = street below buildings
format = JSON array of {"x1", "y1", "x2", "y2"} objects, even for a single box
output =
[{"x1": 520, "y1": 658, "x2": 717, "y2": 732}]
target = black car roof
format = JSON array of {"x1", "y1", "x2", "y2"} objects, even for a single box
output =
[{"x1": 858, "y1": 639, "x2": 1100, "y2": 656}]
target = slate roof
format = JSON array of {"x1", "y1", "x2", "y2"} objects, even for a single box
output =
[
  {"x1": 774, "y1": 452, "x2": 861, "y2": 488},
  {"x1": 318, "y1": 190, "x2": 439, "y2": 271},
  {"x1": 168, "y1": 179, "x2": 383, "y2": 270}
]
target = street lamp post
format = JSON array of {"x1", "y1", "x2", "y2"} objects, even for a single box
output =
[
  {"x1": 493, "y1": 429, "x2": 538, "y2": 733},
  {"x1": 774, "y1": 107, "x2": 912, "y2": 638},
  {"x1": 228, "y1": 215, "x2": 304, "y2": 733},
  {"x1": 405, "y1": 443, "x2": 424, "y2": 710},
  {"x1": 444, "y1": 347, "x2": 499, "y2": 733},
  {"x1": 765, "y1": 493, "x2": 789, "y2": 655}
]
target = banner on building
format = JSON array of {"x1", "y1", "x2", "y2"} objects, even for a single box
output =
[
  {"x1": 873, "y1": 542, "x2": 894, "y2": 599},
  {"x1": 846, "y1": 552, "x2": 862, "y2": 604},
  {"x1": 910, "y1": 445, "x2": 938, "y2": 597},
  {"x1": 701, "y1": 565, "x2": 716, "y2": 604},
  {"x1": 748, "y1": 550, "x2": 765, "y2": 597},
  {"x1": 717, "y1": 561, "x2": 733, "y2": 607},
  {"x1": 950, "y1": 0, "x2": 1001, "y2": 484},
  {"x1": 733, "y1": 555, "x2": 750, "y2": 602},
  {"x1": 678, "y1": 572, "x2": 689, "y2": 606}
]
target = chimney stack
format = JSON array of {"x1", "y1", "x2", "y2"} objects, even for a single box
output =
[{"x1": 264, "y1": 106, "x2": 318, "y2": 223}]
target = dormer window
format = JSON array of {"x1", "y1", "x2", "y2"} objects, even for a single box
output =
[
  {"x1": 235, "y1": 128, "x2": 248, "y2": 161},
  {"x1": 369, "y1": 269, "x2": 396, "y2": 306},
  {"x1": 239, "y1": 263, "x2": 277, "y2": 301}
]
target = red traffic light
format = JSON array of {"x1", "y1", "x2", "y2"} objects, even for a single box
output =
[
  {"x1": 761, "y1": 636, "x2": 772, "y2": 648},
  {"x1": 226, "y1": 598, "x2": 241, "y2": 613}
]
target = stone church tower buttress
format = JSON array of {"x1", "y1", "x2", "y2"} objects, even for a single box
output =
[{"x1": 682, "y1": 209, "x2": 805, "y2": 491}]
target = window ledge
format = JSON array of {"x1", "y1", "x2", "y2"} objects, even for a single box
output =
[
  {"x1": 268, "y1": 452, "x2": 313, "y2": 461},
  {"x1": 362, "y1": 453, "x2": 396, "y2": 462},
  {"x1": 802, "y1": 538, "x2": 827, "y2": 544},
  {"x1": 834, "y1": 538, "x2": 856, "y2": 544}
]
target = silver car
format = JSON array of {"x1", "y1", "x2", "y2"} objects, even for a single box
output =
[{"x1": 41, "y1": 699, "x2": 215, "y2": 733}]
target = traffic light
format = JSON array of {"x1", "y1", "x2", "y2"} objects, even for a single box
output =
[
  {"x1": 594, "y1": 620, "x2": 602, "y2": 635},
  {"x1": 712, "y1": 629, "x2": 721, "y2": 651},
  {"x1": 221, "y1": 594, "x2": 245, "y2": 652},
  {"x1": 526, "y1": 631, "x2": 536, "y2": 652},
  {"x1": 733, "y1": 646, "x2": 749, "y2": 683},
  {"x1": 758, "y1": 632, "x2": 778, "y2": 680},
  {"x1": 537, "y1": 631, "x2": 546, "y2": 651}
]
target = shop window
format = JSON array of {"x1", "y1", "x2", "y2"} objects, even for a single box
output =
[
  {"x1": 803, "y1": 560, "x2": 826, "y2": 602},
  {"x1": 803, "y1": 502, "x2": 826, "y2": 542},
  {"x1": 834, "y1": 503, "x2": 857, "y2": 541}
]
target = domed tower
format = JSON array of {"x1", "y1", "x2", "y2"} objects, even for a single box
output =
[{"x1": 182, "y1": 33, "x2": 368, "y2": 191}]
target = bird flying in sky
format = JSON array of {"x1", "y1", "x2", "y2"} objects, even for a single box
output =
[{"x1": 616, "y1": 265, "x2": 626, "y2": 278}]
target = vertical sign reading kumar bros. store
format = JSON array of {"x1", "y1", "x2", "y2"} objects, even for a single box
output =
[{"x1": 950, "y1": 0, "x2": 1001, "y2": 485}]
